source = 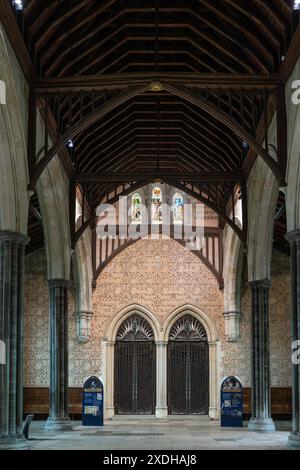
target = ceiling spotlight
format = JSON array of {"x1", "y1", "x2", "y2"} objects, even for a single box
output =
[
  {"x1": 12, "y1": 0, "x2": 23, "y2": 10},
  {"x1": 67, "y1": 139, "x2": 74, "y2": 149},
  {"x1": 242, "y1": 140, "x2": 249, "y2": 149},
  {"x1": 294, "y1": 1, "x2": 300, "y2": 10}
]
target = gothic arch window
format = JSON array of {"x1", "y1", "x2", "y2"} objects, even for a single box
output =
[
  {"x1": 172, "y1": 192, "x2": 184, "y2": 224},
  {"x1": 131, "y1": 193, "x2": 142, "y2": 223},
  {"x1": 151, "y1": 186, "x2": 163, "y2": 224}
]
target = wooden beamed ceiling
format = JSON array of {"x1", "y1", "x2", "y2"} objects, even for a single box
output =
[
  {"x1": 17, "y1": 0, "x2": 297, "y2": 76},
  {"x1": 5, "y1": 0, "x2": 298, "y2": 254}
]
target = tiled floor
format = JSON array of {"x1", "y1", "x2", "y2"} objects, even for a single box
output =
[{"x1": 24, "y1": 416, "x2": 292, "y2": 450}]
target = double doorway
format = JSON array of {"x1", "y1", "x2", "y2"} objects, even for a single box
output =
[{"x1": 114, "y1": 313, "x2": 209, "y2": 415}]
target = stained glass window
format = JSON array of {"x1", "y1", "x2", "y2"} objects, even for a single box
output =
[
  {"x1": 131, "y1": 193, "x2": 142, "y2": 223},
  {"x1": 173, "y1": 192, "x2": 184, "y2": 223},
  {"x1": 151, "y1": 186, "x2": 163, "y2": 223}
]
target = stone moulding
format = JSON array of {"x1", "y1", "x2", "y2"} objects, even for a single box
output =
[{"x1": 75, "y1": 311, "x2": 93, "y2": 343}]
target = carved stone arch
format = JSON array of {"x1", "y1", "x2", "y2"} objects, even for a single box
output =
[
  {"x1": 286, "y1": 87, "x2": 300, "y2": 232},
  {"x1": 102, "y1": 304, "x2": 161, "y2": 419},
  {"x1": 223, "y1": 225, "x2": 245, "y2": 342},
  {"x1": 0, "y1": 25, "x2": 29, "y2": 233},
  {"x1": 35, "y1": 111, "x2": 72, "y2": 280},
  {"x1": 163, "y1": 305, "x2": 220, "y2": 419},
  {"x1": 247, "y1": 158, "x2": 279, "y2": 281},
  {"x1": 104, "y1": 304, "x2": 161, "y2": 343},
  {"x1": 72, "y1": 226, "x2": 93, "y2": 343},
  {"x1": 163, "y1": 305, "x2": 219, "y2": 343}
]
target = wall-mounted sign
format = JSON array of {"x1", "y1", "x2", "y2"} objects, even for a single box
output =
[
  {"x1": 82, "y1": 376, "x2": 104, "y2": 426},
  {"x1": 221, "y1": 376, "x2": 243, "y2": 427}
]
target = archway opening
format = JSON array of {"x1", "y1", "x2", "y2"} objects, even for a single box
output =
[
  {"x1": 114, "y1": 314, "x2": 156, "y2": 415},
  {"x1": 168, "y1": 314, "x2": 209, "y2": 415}
]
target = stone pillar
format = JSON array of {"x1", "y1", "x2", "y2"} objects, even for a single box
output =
[
  {"x1": 45, "y1": 280, "x2": 72, "y2": 431},
  {"x1": 155, "y1": 341, "x2": 168, "y2": 418},
  {"x1": 104, "y1": 340, "x2": 115, "y2": 419},
  {"x1": 208, "y1": 341, "x2": 219, "y2": 420},
  {"x1": 287, "y1": 231, "x2": 300, "y2": 449},
  {"x1": 75, "y1": 311, "x2": 93, "y2": 343},
  {"x1": 223, "y1": 311, "x2": 241, "y2": 342},
  {"x1": 0, "y1": 231, "x2": 29, "y2": 448},
  {"x1": 248, "y1": 280, "x2": 275, "y2": 432}
]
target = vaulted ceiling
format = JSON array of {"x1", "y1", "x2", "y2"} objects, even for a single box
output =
[{"x1": 6, "y1": 0, "x2": 298, "y2": 255}]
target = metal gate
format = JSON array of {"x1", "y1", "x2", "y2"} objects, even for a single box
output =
[
  {"x1": 168, "y1": 315, "x2": 209, "y2": 415},
  {"x1": 114, "y1": 315, "x2": 156, "y2": 415}
]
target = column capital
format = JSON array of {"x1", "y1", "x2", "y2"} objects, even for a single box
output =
[
  {"x1": 286, "y1": 230, "x2": 300, "y2": 243},
  {"x1": 75, "y1": 311, "x2": 93, "y2": 320},
  {"x1": 248, "y1": 279, "x2": 271, "y2": 289},
  {"x1": 48, "y1": 279, "x2": 71, "y2": 288},
  {"x1": 223, "y1": 311, "x2": 241, "y2": 318},
  {"x1": 0, "y1": 231, "x2": 29, "y2": 245}
]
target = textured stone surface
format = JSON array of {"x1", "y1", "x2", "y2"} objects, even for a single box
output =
[{"x1": 24, "y1": 244, "x2": 291, "y2": 389}]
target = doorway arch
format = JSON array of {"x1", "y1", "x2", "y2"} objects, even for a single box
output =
[
  {"x1": 102, "y1": 304, "x2": 160, "y2": 419},
  {"x1": 114, "y1": 314, "x2": 156, "y2": 415},
  {"x1": 163, "y1": 305, "x2": 220, "y2": 419},
  {"x1": 168, "y1": 314, "x2": 209, "y2": 415}
]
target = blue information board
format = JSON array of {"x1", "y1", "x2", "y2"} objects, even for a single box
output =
[
  {"x1": 82, "y1": 376, "x2": 104, "y2": 427},
  {"x1": 221, "y1": 376, "x2": 243, "y2": 427}
]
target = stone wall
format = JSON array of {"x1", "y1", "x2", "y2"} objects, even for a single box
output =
[{"x1": 24, "y1": 242, "x2": 291, "y2": 389}]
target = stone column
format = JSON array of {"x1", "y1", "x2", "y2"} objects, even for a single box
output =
[
  {"x1": 208, "y1": 341, "x2": 219, "y2": 420},
  {"x1": 104, "y1": 340, "x2": 115, "y2": 419},
  {"x1": 287, "y1": 231, "x2": 300, "y2": 449},
  {"x1": 248, "y1": 280, "x2": 275, "y2": 432},
  {"x1": 45, "y1": 280, "x2": 72, "y2": 431},
  {"x1": 155, "y1": 341, "x2": 168, "y2": 418},
  {"x1": 0, "y1": 231, "x2": 29, "y2": 448}
]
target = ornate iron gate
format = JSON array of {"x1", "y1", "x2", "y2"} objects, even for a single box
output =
[
  {"x1": 114, "y1": 315, "x2": 156, "y2": 414},
  {"x1": 168, "y1": 315, "x2": 209, "y2": 415}
]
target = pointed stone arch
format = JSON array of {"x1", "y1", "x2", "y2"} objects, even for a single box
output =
[{"x1": 163, "y1": 305, "x2": 220, "y2": 419}]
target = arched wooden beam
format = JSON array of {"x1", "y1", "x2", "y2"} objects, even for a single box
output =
[
  {"x1": 72, "y1": 180, "x2": 152, "y2": 248},
  {"x1": 162, "y1": 83, "x2": 283, "y2": 183},
  {"x1": 167, "y1": 180, "x2": 244, "y2": 242},
  {"x1": 73, "y1": 178, "x2": 243, "y2": 250},
  {"x1": 94, "y1": 231, "x2": 224, "y2": 290},
  {"x1": 31, "y1": 80, "x2": 282, "y2": 188},
  {"x1": 29, "y1": 84, "x2": 150, "y2": 188}
]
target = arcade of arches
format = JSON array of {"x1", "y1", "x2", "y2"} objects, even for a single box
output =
[{"x1": 1, "y1": 1, "x2": 300, "y2": 451}]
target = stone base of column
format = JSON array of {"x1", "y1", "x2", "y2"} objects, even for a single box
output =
[
  {"x1": 155, "y1": 406, "x2": 168, "y2": 419},
  {"x1": 0, "y1": 435, "x2": 29, "y2": 450},
  {"x1": 105, "y1": 406, "x2": 115, "y2": 420},
  {"x1": 248, "y1": 417, "x2": 275, "y2": 432},
  {"x1": 45, "y1": 417, "x2": 73, "y2": 432},
  {"x1": 288, "y1": 432, "x2": 300, "y2": 450},
  {"x1": 209, "y1": 406, "x2": 219, "y2": 420}
]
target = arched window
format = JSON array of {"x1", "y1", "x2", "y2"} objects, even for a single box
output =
[
  {"x1": 131, "y1": 193, "x2": 142, "y2": 223},
  {"x1": 151, "y1": 186, "x2": 162, "y2": 224},
  {"x1": 173, "y1": 192, "x2": 184, "y2": 223}
]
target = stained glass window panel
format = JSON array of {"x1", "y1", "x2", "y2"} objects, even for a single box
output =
[
  {"x1": 173, "y1": 193, "x2": 184, "y2": 223},
  {"x1": 151, "y1": 186, "x2": 163, "y2": 224},
  {"x1": 131, "y1": 193, "x2": 142, "y2": 223}
]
